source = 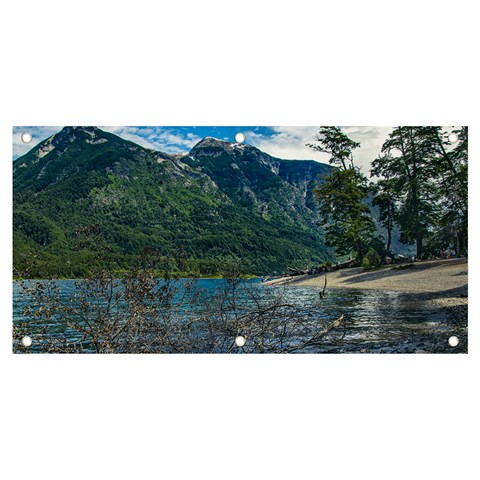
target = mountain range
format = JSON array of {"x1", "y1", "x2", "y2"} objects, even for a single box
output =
[{"x1": 13, "y1": 126, "x2": 334, "y2": 277}]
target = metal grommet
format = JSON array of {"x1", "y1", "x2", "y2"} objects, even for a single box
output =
[
  {"x1": 448, "y1": 335, "x2": 459, "y2": 347},
  {"x1": 234, "y1": 132, "x2": 246, "y2": 144},
  {"x1": 21, "y1": 132, "x2": 32, "y2": 144},
  {"x1": 235, "y1": 335, "x2": 246, "y2": 347},
  {"x1": 448, "y1": 132, "x2": 458, "y2": 144}
]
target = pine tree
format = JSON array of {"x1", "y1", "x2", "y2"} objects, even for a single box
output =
[
  {"x1": 372, "y1": 127, "x2": 468, "y2": 258},
  {"x1": 371, "y1": 177, "x2": 397, "y2": 254},
  {"x1": 423, "y1": 127, "x2": 468, "y2": 254},
  {"x1": 308, "y1": 127, "x2": 375, "y2": 261},
  {"x1": 371, "y1": 127, "x2": 441, "y2": 259}
]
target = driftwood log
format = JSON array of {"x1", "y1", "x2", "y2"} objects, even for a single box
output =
[
  {"x1": 332, "y1": 259, "x2": 356, "y2": 270},
  {"x1": 281, "y1": 314, "x2": 345, "y2": 353},
  {"x1": 286, "y1": 259, "x2": 357, "y2": 277},
  {"x1": 287, "y1": 267, "x2": 308, "y2": 276},
  {"x1": 319, "y1": 274, "x2": 327, "y2": 298}
]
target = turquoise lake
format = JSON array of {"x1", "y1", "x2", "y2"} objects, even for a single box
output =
[{"x1": 12, "y1": 279, "x2": 465, "y2": 353}]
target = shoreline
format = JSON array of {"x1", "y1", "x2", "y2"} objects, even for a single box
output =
[
  {"x1": 267, "y1": 258, "x2": 468, "y2": 349},
  {"x1": 13, "y1": 274, "x2": 258, "y2": 281},
  {"x1": 265, "y1": 257, "x2": 468, "y2": 297}
]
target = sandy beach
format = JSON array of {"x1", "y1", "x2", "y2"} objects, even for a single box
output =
[
  {"x1": 266, "y1": 258, "x2": 468, "y2": 336},
  {"x1": 266, "y1": 258, "x2": 468, "y2": 294}
]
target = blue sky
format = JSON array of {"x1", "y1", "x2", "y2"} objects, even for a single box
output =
[{"x1": 12, "y1": 125, "x2": 397, "y2": 172}]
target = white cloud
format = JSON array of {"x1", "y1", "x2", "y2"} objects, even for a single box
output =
[
  {"x1": 245, "y1": 126, "x2": 330, "y2": 163},
  {"x1": 19, "y1": 126, "x2": 457, "y2": 177},
  {"x1": 12, "y1": 126, "x2": 62, "y2": 160},
  {"x1": 12, "y1": 126, "x2": 204, "y2": 160},
  {"x1": 245, "y1": 126, "x2": 394, "y2": 174},
  {"x1": 342, "y1": 126, "x2": 394, "y2": 172},
  {"x1": 100, "y1": 126, "x2": 202, "y2": 154}
]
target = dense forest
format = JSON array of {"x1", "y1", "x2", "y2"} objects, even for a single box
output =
[
  {"x1": 13, "y1": 126, "x2": 467, "y2": 278},
  {"x1": 309, "y1": 126, "x2": 467, "y2": 267},
  {"x1": 13, "y1": 127, "x2": 333, "y2": 277}
]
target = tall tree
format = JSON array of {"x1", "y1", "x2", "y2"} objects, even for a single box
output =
[
  {"x1": 423, "y1": 127, "x2": 468, "y2": 254},
  {"x1": 308, "y1": 127, "x2": 375, "y2": 261},
  {"x1": 371, "y1": 177, "x2": 397, "y2": 254},
  {"x1": 307, "y1": 126, "x2": 360, "y2": 170},
  {"x1": 371, "y1": 127, "x2": 441, "y2": 259}
]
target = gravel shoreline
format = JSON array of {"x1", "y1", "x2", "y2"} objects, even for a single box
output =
[
  {"x1": 266, "y1": 258, "x2": 468, "y2": 353},
  {"x1": 266, "y1": 258, "x2": 468, "y2": 294},
  {"x1": 428, "y1": 295, "x2": 468, "y2": 350}
]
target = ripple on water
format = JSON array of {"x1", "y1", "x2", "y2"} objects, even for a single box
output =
[{"x1": 13, "y1": 280, "x2": 466, "y2": 353}]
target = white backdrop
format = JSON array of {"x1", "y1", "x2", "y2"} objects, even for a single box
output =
[{"x1": 1, "y1": 1, "x2": 478, "y2": 479}]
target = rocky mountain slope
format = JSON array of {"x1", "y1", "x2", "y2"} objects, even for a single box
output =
[{"x1": 13, "y1": 127, "x2": 333, "y2": 277}]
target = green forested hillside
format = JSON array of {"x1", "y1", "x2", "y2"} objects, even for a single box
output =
[{"x1": 13, "y1": 127, "x2": 334, "y2": 277}]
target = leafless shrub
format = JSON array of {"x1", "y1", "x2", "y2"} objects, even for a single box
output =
[{"x1": 13, "y1": 253, "x2": 344, "y2": 354}]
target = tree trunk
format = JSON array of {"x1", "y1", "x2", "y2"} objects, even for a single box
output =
[
  {"x1": 386, "y1": 215, "x2": 392, "y2": 253},
  {"x1": 416, "y1": 235, "x2": 423, "y2": 259},
  {"x1": 356, "y1": 240, "x2": 363, "y2": 262}
]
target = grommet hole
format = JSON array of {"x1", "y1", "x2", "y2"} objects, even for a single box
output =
[
  {"x1": 21, "y1": 132, "x2": 32, "y2": 144},
  {"x1": 234, "y1": 132, "x2": 245, "y2": 144},
  {"x1": 235, "y1": 335, "x2": 246, "y2": 347},
  {"x1": 448, "y1": 335, "x2": 459, "y2": 347}
]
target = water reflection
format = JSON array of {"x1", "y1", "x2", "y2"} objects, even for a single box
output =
[{"x1": 13, "y1": 279, "x2": 465, "y2": 353}]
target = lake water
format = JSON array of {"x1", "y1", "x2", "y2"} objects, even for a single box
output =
[{"x1": 12, "y1": 279, "x2": 465, "y2": 353}]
